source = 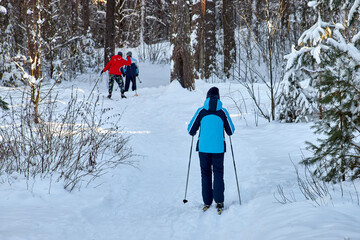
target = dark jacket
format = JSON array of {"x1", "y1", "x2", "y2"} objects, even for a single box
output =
[{"x1": 125, "y1": 57, "x2": 139, "y2": 78}]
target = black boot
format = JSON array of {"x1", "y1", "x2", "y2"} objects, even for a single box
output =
[
  {"x1": 216, "y1": 202, "x2": 224, "y2": 214},
  {"x1": 202, "y1": 205, "x2": 211, "y2": 212}
]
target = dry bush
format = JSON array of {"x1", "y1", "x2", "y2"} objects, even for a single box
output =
[
  {"x1": 274, "y1": 158, "x2": 359, "y2": 206},
  {"x1": 0, "y1": 90, "x2": 132, "y2": 191}
]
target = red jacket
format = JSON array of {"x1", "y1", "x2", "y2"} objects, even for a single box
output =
[{"x1": 103, "y1": 55, "x2": 131, "y2": 76}]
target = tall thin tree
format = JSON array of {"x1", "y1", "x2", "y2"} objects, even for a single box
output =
[
  {"x1": 203, "y1": 0, "x2": 216, "y2": 80},
  {"x1": 170, "y1": 0, "x2": 194, "y2": 90},
  {"x1": 81, "y1": 0, "x2": 91, "y2": 34},
  {"x1": 191, "y1": 0, "x2": 205, "y2": 79},
  {"x1": 104, "y1": 0, "x2": 116, "y2": 65},
  {"x1": 223, "y1": 0, "x2": 236, "y2": 79}
]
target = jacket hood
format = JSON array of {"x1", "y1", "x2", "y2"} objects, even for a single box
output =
[{"x1": 204, "y1": 97, "x2": 222, "y2": 112}]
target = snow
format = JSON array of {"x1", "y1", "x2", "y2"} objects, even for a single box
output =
[
  {"x1": 311, "y1": 45, "x2": 322, "y2": 64},
  {"x1": 351, "y1": 31, "x2": 360, "y2": 43},
  {"x1": 348, "y1": 0, "x2": 360, "y2": 25},
  {"x1": 1, "y1": 61, "x2": 360, "y2": 240},
  {"x1": 0, "y1": 5, "x2": 6, "y2": 14},
  {"x1": 307, "y1": 1, "x2": 318, "y2": 8}
]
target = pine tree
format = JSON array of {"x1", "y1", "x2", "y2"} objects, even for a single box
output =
[
  {"x1": 305, "y1": 50, "x2": 360, "y2": 182},
  {"x1": 281, "y1": 0, "x2": 360, "y2": 182}
]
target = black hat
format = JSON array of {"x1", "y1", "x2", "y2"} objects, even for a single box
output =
[
  {"x1": 206, "y1": 87, "x2": 220, "y2": 100},
  {"x1": 117, "y1": 51, "x2": 123, "y2": 57},
  {"x1": 126, "y1": 51, "x2": 132, "y2": 57}
]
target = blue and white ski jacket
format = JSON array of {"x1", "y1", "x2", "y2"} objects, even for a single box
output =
[
  {"x1": 125, "y1": 57, "x2": 139, "y2": 77},
  {"x1": 187, "y1": 97, "x2": 235, "y2": 153}
]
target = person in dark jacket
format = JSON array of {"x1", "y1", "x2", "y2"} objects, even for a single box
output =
[
  {"x1": 124, "y1": 51, "x2": 139, "y2": 96},
  {"x1": 187, "y1": 87, "x2": 235, "y2": 212},
  {"x1": 102, "y1": 51, "x2": 131, "y2": 99}
]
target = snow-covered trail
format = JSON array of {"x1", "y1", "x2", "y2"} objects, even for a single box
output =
[
  {"x1": 75, "y1": 77, "x2": 358, "y2": 239},
  {"x1": 1, "y1": 66, "x2": 360, "y2": 240}
]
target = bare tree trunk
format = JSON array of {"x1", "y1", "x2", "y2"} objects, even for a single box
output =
[
  {"x1": 192, "y1": 0, "x2": 216, "y2": 81},
  {"x1": 204, "y1": 0, "x2": 216, "y2": 80},
  {"x1": 26, "y1": 0, "x2": 42, "y2": 79},
  {"x1": 104, "y1": 0, "x2": 116, "y2": 64},
  {"x1": 170, "y1": 0, "x2": 194, "y2": 90},
  {"x1": 223, "y1": 0, "x2": 236, "y2": 79},
  {"x1": 82, "y1": 0, "x2": 90, "y2": 33},
  {"x1": 25, "y1": 0, "x2": 43, "y2": 123},
  {"x1": 116, "y1": 0, "x2": 125, "y2": 48},
  {"x1": 140, "y1": 0, "x2": 145, "y2": 49},
  {"x1": 192, "y1": 0, "x2": 204, "y2": 80}
]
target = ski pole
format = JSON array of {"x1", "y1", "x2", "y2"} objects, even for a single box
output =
[
  {"x1": 87, "y1": 73, "x2": 102, "y2": 101},
  {"x1": 137, "y1": 76, "x2": 142, "y2": 83},
  {"x1": 229, "y1": 136, "x2": 242, "y2": 205},
  {"x1": 183, "y1": 136, "x2": 194, "y2": 204}
]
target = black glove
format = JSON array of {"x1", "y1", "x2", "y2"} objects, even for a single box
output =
[
  {"x1": 120, "y1": 67, "x2": 125, "y2": 76},
  {"x1": 136, "y1": 73, "x2": 139, "y2": 77},
  {"x1": 100, "y1": 70, "x2": 104, "y2": 75}
]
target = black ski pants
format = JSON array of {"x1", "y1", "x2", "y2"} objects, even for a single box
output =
[
  {"x1": 199, "y1": 152, "x2": 225, "y2": 205},
  {"x1": 125, "y1": 75, "x2": 136, "y2": 92}
]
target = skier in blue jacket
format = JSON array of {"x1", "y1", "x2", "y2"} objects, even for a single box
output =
[
  {"x1": 188, "y1": 87, "x2": 235, "y2": 212},
  {"x1": 124, "y1": 51, "x2": 139, "y2": 96}
]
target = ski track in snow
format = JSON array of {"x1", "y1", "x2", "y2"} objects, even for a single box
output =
[{"x1": 1, "y1": 64, "x2": 360, "y2": 240}]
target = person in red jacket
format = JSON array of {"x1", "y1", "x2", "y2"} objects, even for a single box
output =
[{"x1": 102, "y1": 51, "x2": 131, "y2": 99}]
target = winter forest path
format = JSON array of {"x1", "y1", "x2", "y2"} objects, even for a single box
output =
[
  {"x1": 85, "y1": 76, "x2": 317, "y2": 240},
  {"x1": 1, "y1": 68, "x2": 360, "y2": 240}
]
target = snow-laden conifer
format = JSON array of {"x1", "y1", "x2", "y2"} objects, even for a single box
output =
[{"x1": 280, "y1": 0, "x2": 360, "y2": 181}]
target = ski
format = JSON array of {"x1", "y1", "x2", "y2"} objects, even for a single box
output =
[{"x1": 217, "y1": 208, "x2": 223, "y2": 215}]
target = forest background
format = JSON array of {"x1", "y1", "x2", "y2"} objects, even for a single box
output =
[{"x1": 1, "y1": 0, "x2": 360, "y2": 185}]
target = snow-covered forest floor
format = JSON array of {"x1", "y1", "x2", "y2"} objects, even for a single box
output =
[{"x1": 1, "y1": 61, "x2": 360, "y2": 240}]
